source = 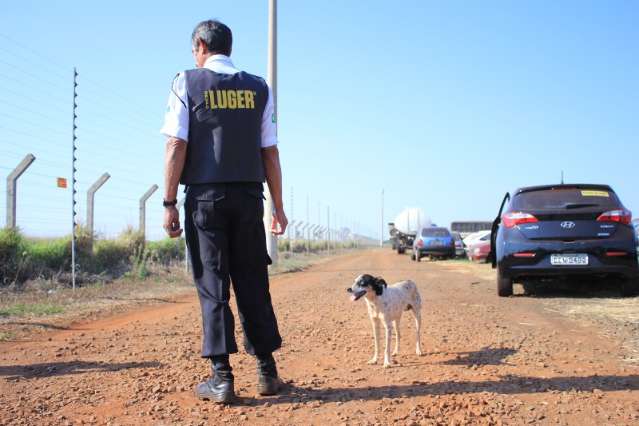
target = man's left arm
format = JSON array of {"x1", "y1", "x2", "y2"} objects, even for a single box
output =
[{"x1": 262, "y1": 145, "x2": 287, "y2": 235}]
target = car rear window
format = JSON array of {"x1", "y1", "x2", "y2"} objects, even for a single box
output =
[
  {"x1": 422, "y1": 228, "x2": 450, "y2": 237},
  {"x1": 510, "y1": 188, "x2": 621, "y2": 211}
]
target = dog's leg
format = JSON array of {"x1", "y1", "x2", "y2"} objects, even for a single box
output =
[
  {"x1": 383, "y1": 321, "x2": 392, "y2": 368},
  {"x1": 368, "y1": 318, "x2": 380, "y2": 364},
  {"x1": 392, "y1": 319, "x2": 401, "y2": 356},
  {"x1": 411, "y1": 308, "x2": 423, "y2": 356}
]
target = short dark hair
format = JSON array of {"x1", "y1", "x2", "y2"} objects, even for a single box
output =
[{"x1": 191, "y1": 20, "x2": 233, "y2": 56}]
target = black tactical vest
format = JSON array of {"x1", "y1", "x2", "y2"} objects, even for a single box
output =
[{"x1": 180, "y1": 68, "x2": 269, "y2": 185}]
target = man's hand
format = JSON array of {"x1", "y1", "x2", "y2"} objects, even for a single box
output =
[
  {"x1": 271, "y1": 208, "x2": 288, "y2": 235},
  {"x1": 164, "y1": 206, "x2": 183, "y2": 238}
]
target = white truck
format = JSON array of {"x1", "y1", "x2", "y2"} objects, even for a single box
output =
[{"x1": 388, "y1": 208, "x2": 431, "y2": 254}]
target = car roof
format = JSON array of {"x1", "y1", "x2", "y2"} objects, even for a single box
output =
[{"x1": 514, "y1": 183, "x2": 614, "y2": 196}]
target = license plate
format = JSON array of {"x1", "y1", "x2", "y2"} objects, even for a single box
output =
[{"x1": 550, "y1": 254, "x2": 589, "y2": 266}]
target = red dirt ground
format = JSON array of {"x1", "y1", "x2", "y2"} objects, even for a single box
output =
[{"x1": 1, "y1": 249, "x2": 638, "y2": 425}]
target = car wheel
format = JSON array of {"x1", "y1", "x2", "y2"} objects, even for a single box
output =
[
  {"x1": 497, "y1": 269, "x2": 513, "y2": 297},
  {"x1": 620, "y1": 277, "x2": 639, "y2": 297},
  {"x1": 398, "y1": 247, "x2": 405, "y2": 254}
]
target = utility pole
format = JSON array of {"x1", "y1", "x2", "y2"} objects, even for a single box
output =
[
  {"x1": 178, "y1": 198, "x2": 189, "y2": 273},
  {"x1": 264, "y1": 0, "x2": 279, "y2": 266},
  {"x1": 86, "y1": 172, "x2": 110, "y2": 243},
  {"x1": 139, "y1": 184, "x2": 158, "y2": 240},
  {"x1": 5, "y1": 154, "x2": 35, "y2": 229},
  {"x1": 327, "y1": 206, "x2": 331, "y2": 256},
  {"x1": 380, "y1": 189, "x2": 384, "y2": 247}
]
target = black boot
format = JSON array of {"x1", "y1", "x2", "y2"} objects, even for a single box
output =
[
  {"x1": 195, "y1": 355, "x2": 235, "y2": 403},
  {"x1": 256, "y1": 353, "x2": 282, "y2": 396}
]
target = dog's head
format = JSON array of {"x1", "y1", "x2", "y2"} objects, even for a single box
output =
[{"x1": 346, "y1": 274, "x2": 387, "y2": 301}]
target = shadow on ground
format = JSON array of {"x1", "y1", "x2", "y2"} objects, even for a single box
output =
[
  {"x1": 236, "y1": 374, "x2": 639, "y2": 406},
  {"x1": 0, "y1": 360, "x2": 162, "y2": 379},
  {"x1": 442, "y1": 346, "x2": 517, "y2": 366}
]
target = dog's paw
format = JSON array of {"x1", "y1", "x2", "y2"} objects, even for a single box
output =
[
  {"x1": 392, "y1": 350, "x2": 399, "y2": 356},
  {"x1": 416, "y1": 349, "x2": 423, "y2": 356},
  {"x1": 383, "y1": 362, "x2": 392, "y2": 369},
  {"x1": 367, "y1": 358, "x2": 378, "y2": 365}
]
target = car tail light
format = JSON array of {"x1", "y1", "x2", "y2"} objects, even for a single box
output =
[
  {"x1": 605, "y1": 251, "x2": 627, "y2": 257},
  {"x1": 416, "y1": 240, "x2": 424, "y2": 248},
  {"x1": 502, "y1": 212, "x2": 539, "y2": 228},
  {"x1": 597, "y1": 209, "x2": 632, "y2": 225}
]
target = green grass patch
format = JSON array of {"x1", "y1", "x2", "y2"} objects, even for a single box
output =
[
  {"x1": 0, "y1": 303, "x2": 65, "y2": 317},
  {"x1": 0, "y1": 331, "x2": 15, "y2": 341}
]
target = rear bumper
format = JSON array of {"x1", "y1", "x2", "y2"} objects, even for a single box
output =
[
  {"x1": 417, "y1": 247, "x2": 455, "y2": 256},
  {"x1": 498, "y1": 238, "x2": 638, "y2": 280}
]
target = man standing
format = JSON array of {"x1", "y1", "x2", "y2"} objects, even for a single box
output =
[{"x1": 160, "y1": 19, "x2": 287, "y2": 404}]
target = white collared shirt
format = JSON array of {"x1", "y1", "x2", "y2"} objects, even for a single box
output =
[{"x1": 160, "y1": 55, "x2": 277, "y2": 147}]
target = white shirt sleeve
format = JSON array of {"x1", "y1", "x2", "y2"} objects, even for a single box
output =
[
  {"x1": 261, "y1": 85, "x2": 278, "y2": 148},
  {"x1": 160, "y1": 72, "x2": 189, "y2": 142}
]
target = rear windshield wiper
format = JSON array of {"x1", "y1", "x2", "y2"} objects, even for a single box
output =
[{"x1": 563, "y1": 203, "x2": 601, "y2": 209}]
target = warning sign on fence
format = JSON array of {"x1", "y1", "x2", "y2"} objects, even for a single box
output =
[{"x1": 57, "y1": 178, "x2": 67, "y2": 188}]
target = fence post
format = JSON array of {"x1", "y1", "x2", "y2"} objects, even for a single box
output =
[
  {"x1": 5, "y1": 154, "x2": 35, "y2": 229},
  {"x1": 86, "y1": 172, "x2": 110, "y2": 242},
  {"x1": 139, "y1": 184, "x2": 158, "y2": 239}
]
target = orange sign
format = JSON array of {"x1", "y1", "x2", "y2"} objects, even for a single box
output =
[{"x1": 57, "y1": 178, "x2": 67, "y2": 188}]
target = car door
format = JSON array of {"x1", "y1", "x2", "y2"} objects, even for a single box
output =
[{"x1": 489, "y1": 192, "x2": 510, "y2": 268}]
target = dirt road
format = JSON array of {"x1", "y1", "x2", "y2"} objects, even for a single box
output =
[{"x1": 1, "y1": 249, "x2": 638, "y2": 425}]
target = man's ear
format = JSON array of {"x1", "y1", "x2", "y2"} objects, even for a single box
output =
[{"x1": 197, "y1": 38, "x2": 208, "y2": 54}]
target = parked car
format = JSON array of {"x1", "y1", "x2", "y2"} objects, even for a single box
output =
[
  {"x1": 451, "y1": 232, "x2": 466, "y2": 257},
  {"x1": 463, "y1": 230, "x2": 491, "y2": 255},
  {"x1": 466, "y1": 233, "x2": 492, "y2": 262},
  {"x1": 490, "y1": 184, "x2": 639, "y2": 297},
  {"x1": 412, "y1": 227, "x2": 455, "y2": 261}
]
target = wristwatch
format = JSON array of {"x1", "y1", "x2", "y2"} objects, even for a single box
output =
[{"x1": 163, "y1": 199, "x2": 178, "y2": 207}]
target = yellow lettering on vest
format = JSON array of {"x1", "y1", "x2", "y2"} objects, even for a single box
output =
[
  {"x1": 227, "y1": 90, "x2": 237, "y2": 109},
  {"x1": 217, "y1": 90, "x2": 227, "y2": 108},
  {"x1": 245, "y1": 90, "x2": 255, "y2": 109},
  {"x1": 204, "y1": 90, "x2": 210, "y2": 109},
  {"x1": 236, "y1": 90, "x2": 245, "y2": 108},
  {"x1": 208, "y1": 90, "x2": 217, "y2": 109}
]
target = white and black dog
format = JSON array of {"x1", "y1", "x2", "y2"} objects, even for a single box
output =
[{"x1": 347, "y1": 274, "x2": 423, "y2": 368}]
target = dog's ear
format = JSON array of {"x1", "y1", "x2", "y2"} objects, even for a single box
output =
[{"x1": 373, "y1": 277, "x2": 386, "y2": 295}]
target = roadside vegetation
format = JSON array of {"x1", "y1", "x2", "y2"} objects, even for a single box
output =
[
  {"x1": 0, "y1": 227, "x2": 185, "y2": 287},
  {"x1": 0, "y1": 228, "x2": 366, "y2": 334}
]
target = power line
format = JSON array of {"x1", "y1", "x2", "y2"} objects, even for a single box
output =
[
  {"x1": 0, "y1": 43, "x2": 70, "y2": 80},
  {"x1": 0, "y1": 58, "x2": 69, "y2": 91},
  {"x1": 0, "y1": 111, "x2": 68, "y2": 137},
  {"x1": 0, "y1": 77, "x2": 69, "y2": 108}
]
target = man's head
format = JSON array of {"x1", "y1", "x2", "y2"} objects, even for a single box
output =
[{"x1": 191, "y1": 20, "x2": 233, "y2": 68}]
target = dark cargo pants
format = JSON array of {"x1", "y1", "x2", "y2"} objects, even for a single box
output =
[{"x1": 184, "y1": 182, "x2": 282, "y2": 358}]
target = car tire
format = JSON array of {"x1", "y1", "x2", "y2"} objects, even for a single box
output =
[
  {"x1": 620, "y1": 277, "x2": 639, "y2": 297},
  {"x1": 497, "y1": 269, "x2": 513, "y2": 297},
  {"x1": 398, "y1": 247, "x2": 405, "y2": 254}
]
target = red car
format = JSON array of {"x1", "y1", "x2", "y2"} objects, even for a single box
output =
[{"x1": 467, "y1": 238, "x2": 491, "y2": 262}]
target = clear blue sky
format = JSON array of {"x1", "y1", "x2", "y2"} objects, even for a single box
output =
[{"x1": 1, "y1": 1, "x2": 637, "y2": 240}]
